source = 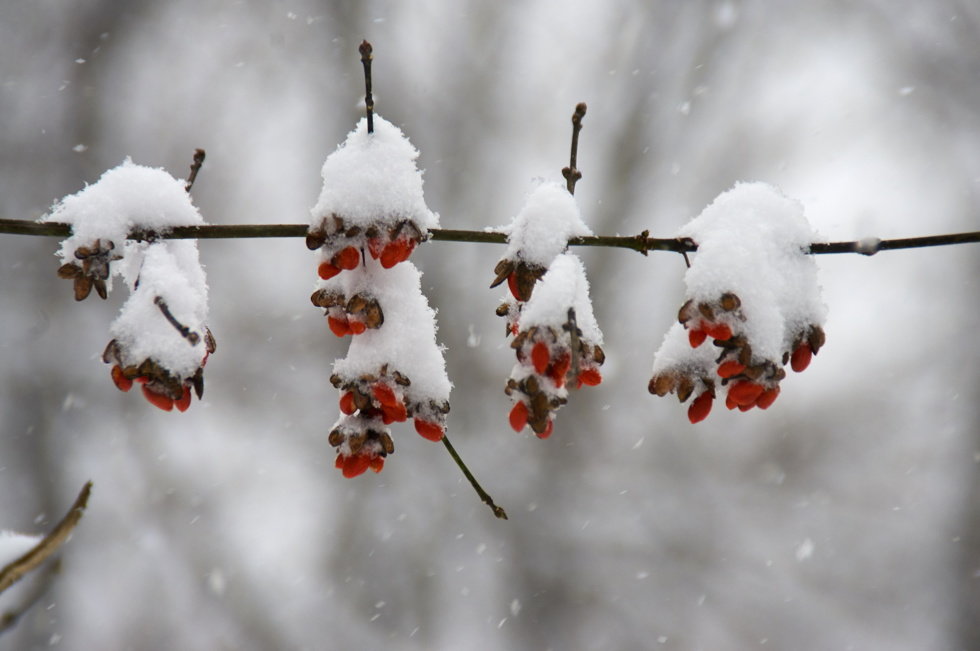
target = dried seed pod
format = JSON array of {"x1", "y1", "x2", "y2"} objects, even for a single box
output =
[
  {"x1": 808, "y1": 325, "x2": 826, "y2": 353},
  {"x1": 347, "y1": 431, "x2": 366, "y2": 455},
  {"x1": 328, "y1": 429, "x2": 344, "y2": 447},
  {"x1": 352, "y1": 389, "x2": 372, "y2": 411},
  {"x1": 490, "y1": 259, "x2": 515, "y2": 289},
  {"x1": 677, "y1": 299, "x2": 696, "y2": 324},
  {"x1": 676, "y1": 375, "x2": 695, "y2": 403},
  {"x1": 648, "y1": 372, "x2": 676, "y2": 397},
  {"x1": 74, "y1": 275, "x2": 92, "y2": 301},
  {"x1": 380, "y1": 431, "x2": 395, "y2": 455},
  {"x1": 719, "y1": 292, "x2": 741, "y2": 312},
  {"x1": 698, "y1": 302, "x2": 715, "y2": 321}
]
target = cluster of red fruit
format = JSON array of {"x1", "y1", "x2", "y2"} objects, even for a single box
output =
[
  {"x1": 649, "y1": 292, "x2": 825, "y2": 423},
  {"x1": 307, "y1": 214, "x2": 425, "y2": 279},
  {"x1": 505, "y1": 324, "x2": 604, "y2": 438},
  {"x1": 310, "y1": 288, "x2": 384, "y2": 337},
  {"x1": 328, "y1": 367, "x2": 450, "y2": 477},
  {"x1": 55, "y1": 239, "x2": 121, "y2": 301},
  {"x1": 102, "y1": 331, "x2": 215, "y2": 412}
]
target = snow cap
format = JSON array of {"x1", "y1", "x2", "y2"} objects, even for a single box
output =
[{"x1": 503, "y1": 181, "x2": 592, "y2": 267}]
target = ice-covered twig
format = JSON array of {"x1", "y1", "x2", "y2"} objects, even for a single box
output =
[
  {"x1": 562, "y1": 103, "x2": 587, "y2": 195},
  {"x1": 0, "y1": 481, "x2": 92, "y2": 596}
]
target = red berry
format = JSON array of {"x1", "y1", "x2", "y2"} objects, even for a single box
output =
[
  {"x1": 318, "y1": 261, "x2": 341, "y2": 280},
  {"x1": 737, "y1": 403, "x2": 754, "y2": 412},
  {"x1": 368, "y1": 456, "x2": 385, "y2": 473},
  {"x1": 334, "y1": 455, "x2": 344, "y2": 470},
  {"x1": 142, "y1": 385, "x2": 174, "y2": 411},
  {"x1": 111, "y1": 365, "x2": 132, "y2": 392},
  {"x1": 687, "y1": 391, "x2": 713, "y2": 424},
  {"x1": 728, "y1": 381, "x2": 764, "y2": 407},
  {"x1": 372, "y1": 383, "x2": 399, "y2": 408},
  {"x1": 578, "y1": 367, "x2": 602, "y2": 387},
  {"x1": 531, "y1": 342, "x2": 550, "y2": 374},
  {"x1": 688, "y1": 328, "x2": 707, "y2": 348},
  {"x1": 380, "y1": 239, "x2": 413, "y2": 269},
  {"x1": 536, "y1": 419, "x2": 554, "y2": 439},
  {"x1": 725, "y1": 394, "x2": 738, "y2": 410},
  {"x1": 342, "y1": 454, "x2": 370, "y2": 478},
  {"x1": 717, "y1": 360, "x2": 746, "y2": 378},
  {"x1": 174, "y1": 386, "x2": 192, "y2": 412},
  {"x1": 705, "y1": 322, "x2": 732, "y2": 341},
  {"x1": 367, "y1": 237, "x2": 384, "y2": 260},
  {"x1": 549, "y1": 353, "x2": 571, "y2": 388},
  {"x1": 381, "y1": 402, "x2": 408, "y2": 424},
  {"x1": 348, "y1": 320, "x2": 366, "y2": 335},
  {"x1": 334, "y1": 246, "x2": 360, "y2": 271},
  {"x1": 507, "y1": 272, "x2": 520, "y2": 300},
  {"x1": 509, "y1": 401, "x2": 528, "y2": 432},
  {"x1": 790, "y1": 343, "x2": 812, "y2": 373},
  {"x1": 414, "y1": 419, "x2": 445, "y2": 442},
  {"x1": 339, "y1": 391, "x2": 357, "y2": 415},
  {"x1": 327, "y1": 315, "x2": 351, "y2": 337},
  {"x1": 756, "y1": 386, "x2": 780, "y2": 410}
]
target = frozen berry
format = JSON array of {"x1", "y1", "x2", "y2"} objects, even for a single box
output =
[
  {"x1": 342, "y1": 454, "x2": 371, "y2": 478},
  {"x1": 111, "y1": 365, "x2": 133, "y2": 392},
  {"x1": 756, "y1": 386, "x2": 780, "y2": 410},
  {"x1": 372, "y1": 383, "x2": 399, "y2": 408},
  {"x1": 687, "y1": 391, "x2": 713, "y2": 424},
  {"x1": 142, "y1": 385, "x2": 174, "y2": 411},
  {"x1": 414, "y1": 419, "x2": 445, "y2": 442},
  {"x1": 791, "y1": 343, "x2": 812, "y2": 372},
  {"x1": 339, "y1": 391, "x2": 357, "y2": 415},
  {"x1": 704, "y1": 322, "x2": 732, "y2": 341},
  {"x1": 531, "y1": 342, "x2": 550, "y2": 374},
  {"x1": 318, "y1": 261, "x2": 341, "y2": 280},
  {"x1": 536, "y1": 419, "x2": 554, "y2": 439},
  {"x1": 335, "y1": 246, "x2": 360, "y2": 271},
  {"x1": 174, "y1": 386, "x2": 192, "y2": 412},
  {"x1": 327, "y1": 315, "x2": 351, "y2": 337},
  {"x1": 578, "y1": 367, "x2": 602, "y2": 387},
  {"x1": 717, "y1": 360, "x2": 746, "y2": 379},
  {"x1": 509, "y1": 401, "x2": 528, "y2": 432},
  {"x1": 728, "y1": 380, "x2": 764, "y2": 407},
  {"x1": 689, "y1": 328, "x2": 707, "y2": 348}
]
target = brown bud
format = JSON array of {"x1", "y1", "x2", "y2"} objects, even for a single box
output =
[
  {"x1": 490, "y1": 259, "x2": 514, "y2": 289},
  {"x1": 698, "y1": 302, "x2": 715, "y2": 321},
  {"x1": 678, "y1": 299, "x2": 697, "y2": 324},
  {"x1": 57, "y1": 262, "x2": 81, "y2": 279},
  {"x1": 676, "y1": 375, "x2": 695, "y2": 403},
  {"x1": 328, "y1": 429, "x2": 344, "y2": 447},
  {"x1": 74, "y1": 276, "x2": 93, "y2": 301},
  {"x1": 380, "y1": 431, "x2": 395, "y2": 455},
  {"x1": 648, "y1": 373, "x2": 676, "y2": 397},
  {"x1": 719, "y1": 292, "x2": 741, "y2": 312},
  {"x1": 347, "y1": 431, "x2": 366, "y2": 455},
  {"x1": 808, "y1": 325, "x2": 826, "y2": 354}
]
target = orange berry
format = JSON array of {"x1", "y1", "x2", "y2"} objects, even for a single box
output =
[
  {"x1": 728, "y1": 380, "x2": 764, "y2": 406},
  {"x1": 174, "y1": 386, "x2": 192, "y2": 412},
  {"x1": 687, "y1": 391, "x2": 713, "y2": 424},
  {"x1": 342, "y1": 454, "x2": 370, "y2": 478},
  {"x1": 689, "y1": 328, "x2": 707, "y2": 348},
  {"x1": 111, "y1": 365, "x2": 132, "y2": 392},
  {"x1": 334, "y1": 246, "x2": 360, "y2": 270},
  {"x1": 550, "y1": 353, "x2": 571, "y2": 387},
  {"x1": 334, "y1": 454, "x2": 344, "y2": 469},
  {"x1": 509, "y1": 401, "x2": 528, "y2": 432},
  {"x1": 367, "y1": 237, "x2": 384, "y2": 260},
  {"x1": 791, "y1": 343, "x2": 812, "y2": 372},
  {"x1": 578, "y1": 367, "x2": 602, "y2": 386},
  {"x1": 717, "y1": 359, "x2": 746, "y2": 378},
  {"x1": 705, "y1": 322, "x2": 732, "y2": 341},
  {"x1": 368, "y1": 456, "x2": 385, "y2": 473},
  {"x1": 726, "y1": 394, "x2": 738, "y2": 410},
  {"x1": 372, "y1": 383, "x2": 398, "y2": 408},
  {"x1": 507, "y1": 272, "x2": 520, "y2": 300},
  {"x1": 339, "y1": 391, "x2": 357, "y2": 415},
  {"x1": 348, "y1": 320, "x2": 366, "y2": 335},
  {"x1": 381, "y1": 402, "x2": 408, "y2": 424},
  {"x1": 536, "y1": 419, "x2": 554, "y2": 439},
  {"x1": 531, "y1": 341, "x2": 550, "y2": 374},
  {"x1": 414, "y1": 419, "x2": 445, "y2": 442},
  {"x1": 380, "y1": 240, "x2": 412, "y2": 268},
  {"x1": 327, "y1": 315, "x2": 351, "y2": 337},
  {"x1": 318, "y1": 261, "x2": 341, "y2": 280},
  {"x1": 756, "y1": 386, "x2": 780, "y2": 410},
  {"x1": 737, "y1": 403, "x2": 754, "y2": 412},
  {"x1": 142, "y1": 385, "x2": 174, "y2": 411}
]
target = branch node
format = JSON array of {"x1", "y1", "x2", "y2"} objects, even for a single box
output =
[
  {"x1": 184, "y1": 149, "x2": 206, "y2": 193},
  {"x1": 562, "y1": 102, "x2": 587, "y2": 195},
  {"x1": 154, "y1": 296, "x2": 201, "y2": 345}
]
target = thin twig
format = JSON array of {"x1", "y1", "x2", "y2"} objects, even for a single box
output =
[
  {"x1": 0, "y1": 559, "x2": 61, "y2": 634},
  {"x1": 0, "y1": 481, "x2": 93, "y2": 595},
  {"x1": 562, "y1": 103, "x2": 587, "y2": 195},
  {"x1": 1, "y1": 219, "x2": 978, "y2": 255},
  {"x1": 565, "y1": 307, "x2": 581, "y2": 387},
  {"x1": 154, "y1": 296, "x2": 201, "y2": 345},
  {"x1": 184, "y1": 149, "x2": 206, "y2": 192},
  {"x1": 441, "y1": 435, "x2": 507, "y2": 520},
  {"x1": 359, "y1": 40, "x2": 374, "y2": 134}
]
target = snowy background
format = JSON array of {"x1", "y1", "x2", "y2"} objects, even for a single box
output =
[{"x1": 1, "y1": 1, "x2": 978, "y2": 649}]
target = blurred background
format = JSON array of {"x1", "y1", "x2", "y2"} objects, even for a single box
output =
[{"x1": 1, "y1": 1, "x2": 978, "y2": 649}]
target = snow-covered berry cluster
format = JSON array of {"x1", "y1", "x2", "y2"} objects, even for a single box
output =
[
  {"x1": 649, "y1": 182, "x2": 827, "y2": 423},
  {"x1": 493, "y1": 183, "x2": 604, "y2": 438},
  {"x1": 42, "y1": 159, "x2": 215, "y2": 412},
  {"x1": 310, "y1": 115, "x2": 451, "y2": 477}
]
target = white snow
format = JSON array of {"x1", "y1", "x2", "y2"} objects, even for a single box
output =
[
  {"x1": 42, "y1": 158, "x2": 205, "y2": 291},
  {"x1": 501, "y1": 181, "x2": 592, "y2": 267},
  {"x1": 109, "y1": 241, "x2": 210, "y2": 377},
  {"x1": 311, "y1": 115, "x2": 439, "y2": 232},
  {"x1": 678, "y1": 182, "x2": 827, "y2": 359},
  {"x1": 517, "y1": 253, "x2": 602, "y2": 344},
  {"x1": 650, "y1": 322, "x2": 716, "y2": 376},
  {"x1": 0, "y1": 530, "x2": 43, "y2": 567},
  {"x1": 332, "y1": 259, "x2": 451, "y2": 404}
]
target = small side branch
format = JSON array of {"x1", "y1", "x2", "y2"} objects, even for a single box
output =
[
  {"x1": 154, "y1": 296, "x2": 201, "y2": 345},
  {"x1": 359, "y1": 40, "x2": 375, "y2": 134},
  {"x1": 565, "y1": 307, "x2": 581, "y2": 386},
  {"x1": 441, "y1": 435, "x2": 508, "y2": 520},
  {"x1": 184, "y1": 149, "x2": 206, "y2": 193},
  {"x1": 562, "y1": 103, "x2": 587, "y2": 195},
  {"x1": 0, "y1": 481, "x2": 93, "y2": 595}
]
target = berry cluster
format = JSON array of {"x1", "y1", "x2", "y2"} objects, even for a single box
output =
[
  {"x1": 103, "y1": 329, "x2": 215, "y2": 412},
  {"x1": 56, "y1": 239, "x2": 121, "y2": 301},
  {"x1": 650, "y1": 293, "x2": 826, "y2": 423},
  {"x1": 307, "y1": 214, "x2": 425, "y2": 280},
  {"x1": 310, "y1": 288, "x2": 384, "y2": 337},
  {"x1": 491, "y1": 257, "x2": 546, "y2": 330},
  {"x1": 506, "y1": 323, "x2": 604, "y2": 437}
]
